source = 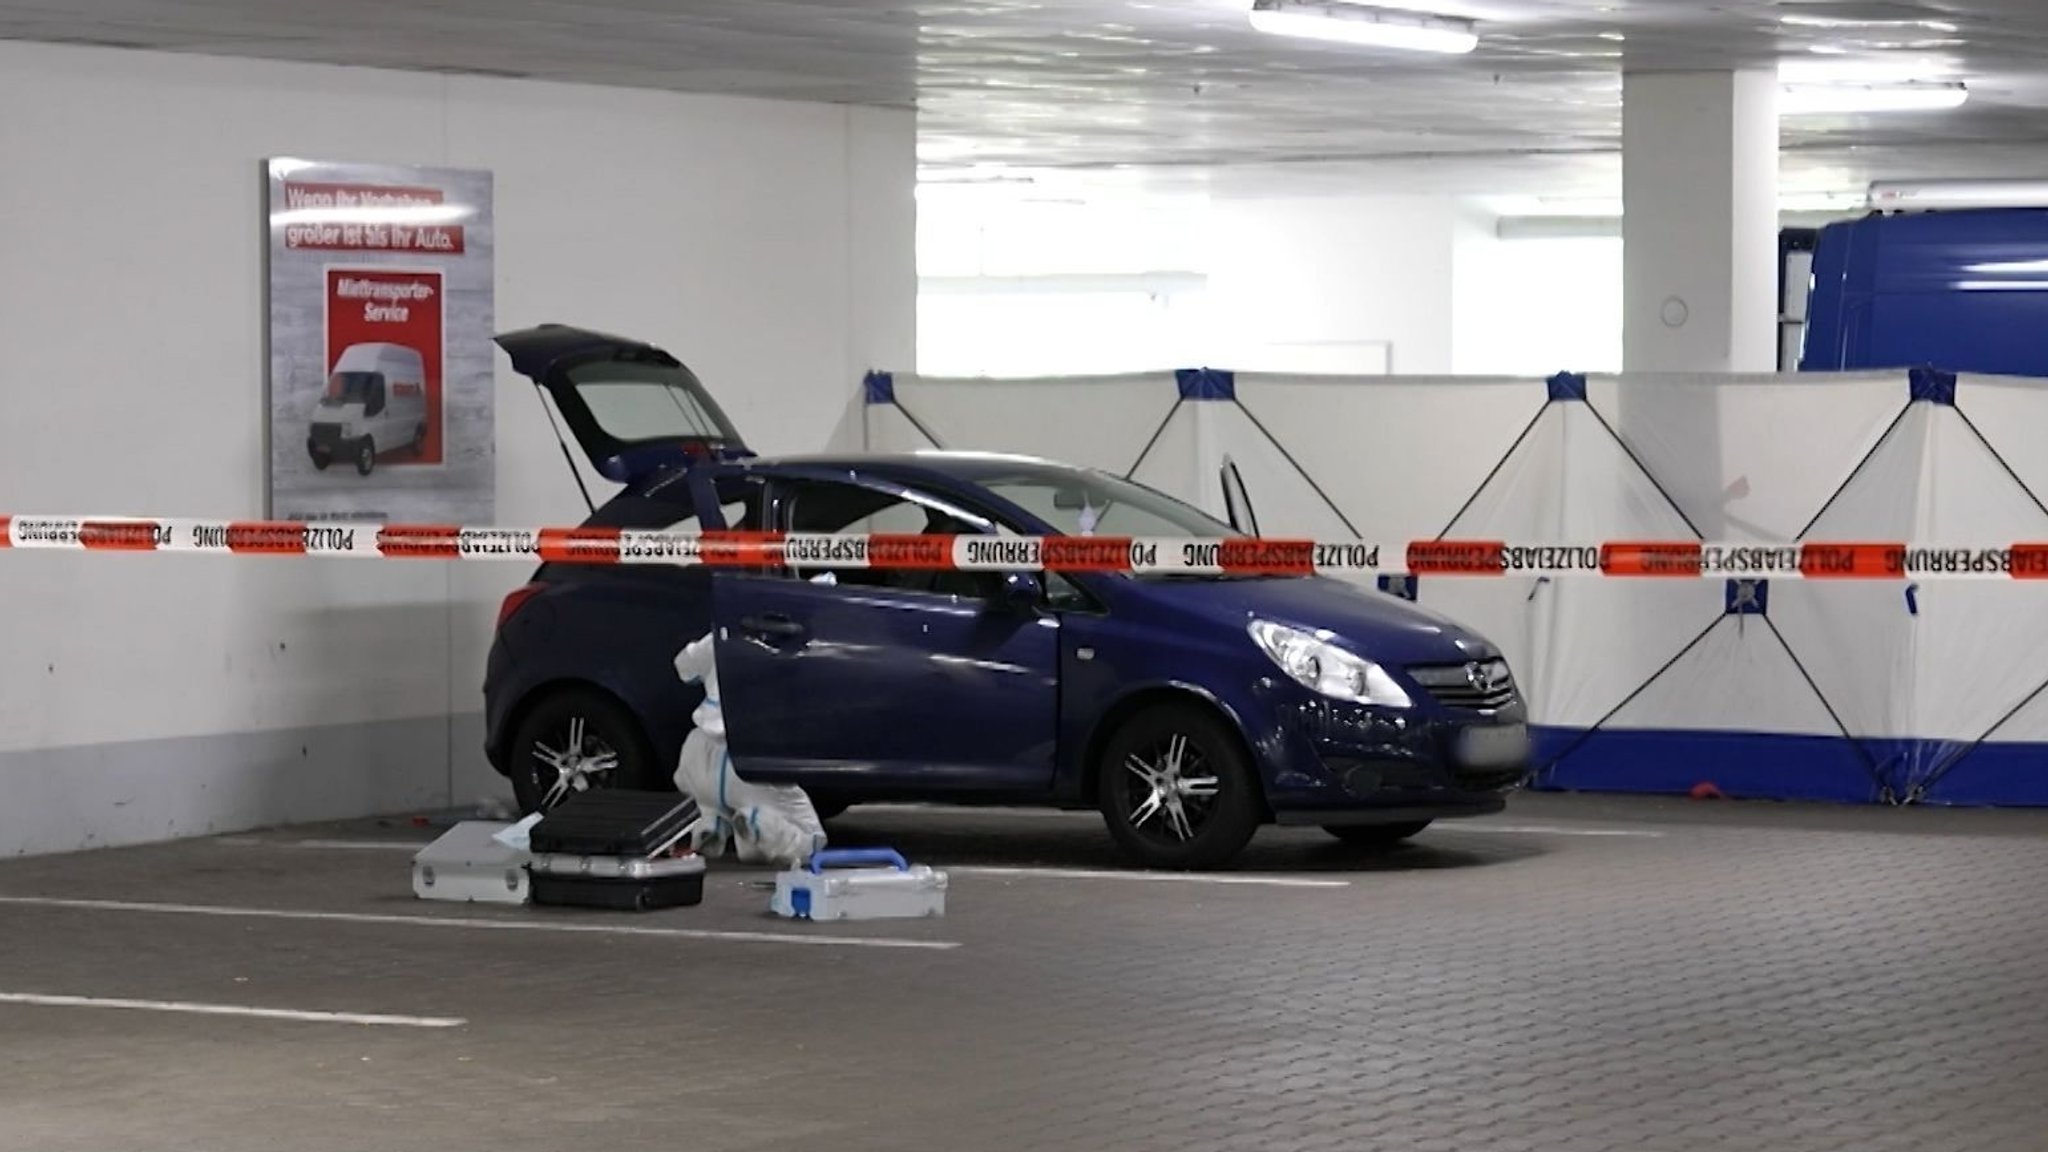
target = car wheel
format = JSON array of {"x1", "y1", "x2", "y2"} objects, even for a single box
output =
[
  {"x1": 310, "y1": 450, "x2": 331, "y2": 471},
  {"x1": 508, "y1": 687, "x2": 659, "y2": 814},
  {"x1": 1323, "y1": 820, "x2": 1432, "y2": 848},
  {"x1": 1097, "y1": 702, "x2": 1262, "y2": 870},
  {"x1": 355, "y1": 438, "x2": 376, "y2": 476}
]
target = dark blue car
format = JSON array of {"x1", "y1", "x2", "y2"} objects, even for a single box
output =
[{"x1": 483, "y1": 324, "x2": 1529, "y2": 868}]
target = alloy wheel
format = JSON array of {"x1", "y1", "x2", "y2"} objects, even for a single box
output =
[
  {"x1": 1120, "y1": 732, "x2": 1224, "y2": 845},
  {"x1": 530, "y1": 714, "x2": 622, "y2": 809}
]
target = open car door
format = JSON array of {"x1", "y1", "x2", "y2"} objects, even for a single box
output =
[
  {"x1": 708, "y1": 473, "x2": 1060, "y2": 794},
  {"x1": 1220, "y1": 454, "x2": 1261, "y2": 536},
  {"x1": 494, "y1": 324, "x2": 752, "y2": 488}
]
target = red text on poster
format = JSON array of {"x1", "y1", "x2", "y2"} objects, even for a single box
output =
[{"x1": 325, "y1": 269, "x2": 445, "y2": 465}]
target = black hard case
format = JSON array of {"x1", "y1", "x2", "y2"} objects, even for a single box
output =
[
  {"x1": 527, "y1": 790, "x2": 699, "y2": 858},
  {"x1": 526, "y1": 860, "x2": 706, "y2": 911}
]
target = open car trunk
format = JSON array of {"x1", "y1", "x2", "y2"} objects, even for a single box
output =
[{"x1": 495, "y1": 323, "x2": 752, "y2": 487}]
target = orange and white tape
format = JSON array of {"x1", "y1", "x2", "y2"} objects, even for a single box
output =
[{"x1": 5, "y1": 515, "x2": 2048, "y2": 580}]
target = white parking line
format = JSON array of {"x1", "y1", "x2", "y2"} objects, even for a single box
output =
[
  {"x1": 0, "y1": 991, "x2": 465, "y2": 1029},
  {"x1": 0, "y1": 895, "x2": 960, "y2": 951},
  {"x1": 228, "y1": 840, "x2": 1348, "y2": 888},
  {"x1": 852, "y1": 805, "x2": 1084, "y2": 820},
  {"x1": 952, "y1": 866, "x2": 1349, "y2": 888},
  {"x1": 1434, "y1": 824, "x2": 1666, "y2": 838}
]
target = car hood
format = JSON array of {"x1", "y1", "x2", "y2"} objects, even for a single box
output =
[{"x1": 1129, "y1": 575, "x2": 1501, "y2": 666}]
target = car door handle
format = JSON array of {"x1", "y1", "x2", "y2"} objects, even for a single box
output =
[{"x1": 740, "y1": 613, "x2": 806, "y2": 639}]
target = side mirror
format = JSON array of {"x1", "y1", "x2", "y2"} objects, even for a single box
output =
[{"x1": 998, "y1": 571, "x2": 1043, "y2": 611}]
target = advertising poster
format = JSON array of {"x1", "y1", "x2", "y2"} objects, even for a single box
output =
[{"x1": 265, "y1": 159, "x2": 494, "y2": 522}]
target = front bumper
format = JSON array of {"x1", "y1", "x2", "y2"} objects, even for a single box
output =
[
  {"x1": 308, "y1": 423, "x2": 352, "y2": 454},
  {"x1": 1255, "y1": 685, "x2": 1531, "y2": 822}
]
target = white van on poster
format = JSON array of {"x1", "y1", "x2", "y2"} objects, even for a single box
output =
[
  {"x1": 264, "y1": 158, "x2": 494, "y2": 523},
  {"x1": 309, "y1": 339, "x2": 431, "y2": 475}
]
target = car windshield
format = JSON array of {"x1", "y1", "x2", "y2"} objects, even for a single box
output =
[
  {"x1": 977, "y1": 468, "x2": 1224, "y2": 532},
  {"x1": 975, "y1": 467, "x2": 1289, "y2": 581},
  {"x1": 321, "y1": 372, "x2": 376, "y2": 407}
]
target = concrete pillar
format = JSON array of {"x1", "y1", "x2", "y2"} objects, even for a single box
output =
[{"x1": 1621, "y1": 70, "x2": 1779, "y2": 373}]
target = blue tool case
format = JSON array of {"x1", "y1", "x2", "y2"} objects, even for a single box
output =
[{"x1": 771, "y1": 849, "x2": 948, "y2": 921}]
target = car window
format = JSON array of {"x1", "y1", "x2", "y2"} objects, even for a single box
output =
[
  {"x1": 1042, "y1": 571, "x2": 1096, "y2": 612},
  {"x1": 701, "y1": 474, "x2": 768, "y2": 533},
  {"x1": 982, "y1": 519, "x2": 1095, "y2": 612},
  {"x1": 979, "y1": 471, "x2": 1234, "y2": 540},
  {"x1": 849, "y1": 499, "x2": 931, "y2": 537},
  {"x1": 780, "y1": 478, "x2": 1001, "y2": 600},
  {"x1": 563, "y1": 359, "x2": 740, "y2": 447},
  {"x1": 322, "y1": 372, "x2": 375, "y2": 407}
]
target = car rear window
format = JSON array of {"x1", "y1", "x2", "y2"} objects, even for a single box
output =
[{"x1": 563, "y1": 359, "x2": 740, "y2": 447}]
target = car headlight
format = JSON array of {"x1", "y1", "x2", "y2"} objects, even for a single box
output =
[{"x1": 1248, "y1": 619, "x2": 1412, "y2": 708}]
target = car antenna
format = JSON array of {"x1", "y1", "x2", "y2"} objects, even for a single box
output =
[{"x1": 532, "y1": 383, "x2": 595, "y2": 513}]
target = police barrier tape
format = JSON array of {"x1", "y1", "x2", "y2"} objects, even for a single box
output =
[{"x1": 10, "y1": 515, "x2": 2048, "y2": 580}]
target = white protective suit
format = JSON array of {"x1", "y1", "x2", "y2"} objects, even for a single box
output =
[{"x1": 672, "y1": 629, "x2": 827, "y2": 867}]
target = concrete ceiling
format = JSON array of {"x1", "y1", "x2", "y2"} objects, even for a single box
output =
[{"x1": 3, "y1": 0, "x2": 2047, "y2": 200}]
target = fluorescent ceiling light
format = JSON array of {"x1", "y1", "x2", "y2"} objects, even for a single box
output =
[
  {"x1": 1779, "y1": 14, "x2": 1958, "y2": 34},
  {"x1": 1778, "y1": 81, "x2": 1967, "y2": 115},
  {"x1": 1779, "y1": 56, "x2": 1953, "y2": 85},
  {"x1": 1248, "y1": 0, "x2": 1479, "y2": 54}
]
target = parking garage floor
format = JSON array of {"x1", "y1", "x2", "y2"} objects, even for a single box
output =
[{"x1": 2, "y1": 793, "x2": 2047, "y2": 1152}]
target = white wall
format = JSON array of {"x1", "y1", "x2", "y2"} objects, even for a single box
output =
[
  {"x1": 0, "y1": 41, "x2": 915, "y2": 855},
  {"x1": 913, "y1": 191, "x2": 1627, "y2": 380},
  {"x1": 914, "y1": 194, "x2": 1217, "y2": 377},
  {"x1": 1202, "y1": 195, "x2": 1472, "y2": 375},
  {"x1": 1452, "y1": 229, "x2": 1624, "y2": 375},
  {"x1": 917, "y1": 193, "x2": 1210, "y2": 280}
]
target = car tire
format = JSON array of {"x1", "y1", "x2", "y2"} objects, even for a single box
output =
[
  {"x1": 310, "y1": 451, "x2": 331, "y2": 471},
  {"x1": 508, "y1": 687, "x2": 661, "y2": 814},
  {"x1": 1097, "y1": 702, "x2": 1263, "y2": 870},
  {"x1": 355, "y1": 437, "x2": 376, "y2": 476},
  {"x1": 1323, "y1": 820, "x2": 1432, "y2": 848}
]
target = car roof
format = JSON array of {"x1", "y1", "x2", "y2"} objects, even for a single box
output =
[
  {"x1": 731, "y1": 451, "x2": 1096, "y2": 486},
  {"x1": 609, "y1": 450, "x2": 1110, "y2": 534}
]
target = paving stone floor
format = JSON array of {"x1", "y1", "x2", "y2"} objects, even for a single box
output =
[{"x1": 0, "y1": 792, "x2": 2044, "y2": 1151}]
